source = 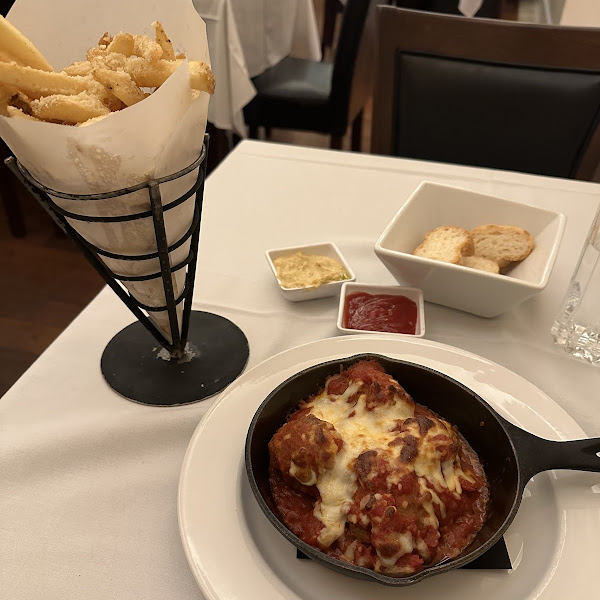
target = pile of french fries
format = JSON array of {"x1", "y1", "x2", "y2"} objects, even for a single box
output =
[{"x1": 0, "y1": 16, "x2": 215, "y2": 126}]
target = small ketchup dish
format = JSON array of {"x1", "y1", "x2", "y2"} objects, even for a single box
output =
[{"x1": 337, "y1": 282, "x2": 425, "y2": 337}]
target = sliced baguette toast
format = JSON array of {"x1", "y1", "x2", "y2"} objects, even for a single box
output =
[
  {"x1": 413, "y1": 225, "x2": 474, "y2": 264},
  {"x1": 471, "y1": 225, "x2": 534, "y2": 267},
  {"x1": 461, "y1": 255, "x2": 500, "y2": 274}
]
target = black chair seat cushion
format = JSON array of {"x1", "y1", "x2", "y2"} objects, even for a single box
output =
[
  {"x1": 244, "y1": 57, "x2": 339, "y2": 134},
  {"x1": 393, "y1": 53, "x2": 600, "y2": 178}
]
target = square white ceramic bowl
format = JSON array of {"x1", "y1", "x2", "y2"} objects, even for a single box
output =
[
  {"x1": 337, "y1": 282, "x2": 425, "y2": 337},
  {"x1": 266, "y1": 242, "x2": 356, "y2": 302},
  {"x1": 374, "y1": 182, "x2": 566, "y2": 318}
]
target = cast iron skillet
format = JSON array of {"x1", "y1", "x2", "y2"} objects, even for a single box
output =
[{"x1": 245, "y1": 353, "x2": 600, "y2": 586}]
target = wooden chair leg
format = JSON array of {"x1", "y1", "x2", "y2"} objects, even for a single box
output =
[
  {"x1": 322, "y1": 0, "x2": 340, "y2": 59},
  {"x1": 265, "y1": 126, "x2": 272, "y2": 140},
  {"x1": 330, "y1": 135, "x2": 343, "y2": 150},
  {"x1": 206, "y1": 122, "x2": 234, "y2": 175},
  {"x1": 351, "y1": 110, "x2": 364, "y2": 153},
  {"x1": 248, "y1": 124, "x2": 259, "y2": 139}
]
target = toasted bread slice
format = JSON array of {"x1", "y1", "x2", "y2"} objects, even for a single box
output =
[
  {"x1": 413, "y1": 225, "x2": 474, "y2": 264},
  {"x1": 461, "y1": 255, "x2": 500, "y2": 274},
  {"x1": 471, "y1": 225, "x2": 534, "y2": 266}
]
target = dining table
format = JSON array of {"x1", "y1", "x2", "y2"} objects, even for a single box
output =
[
  {"x1": 193, "y1": 0, "x2": 321, "y2": 136},
  {"x1": 1, "y1": 140, "x2": 599, "y2": 600},
  {"x1": 559, "y1": 0, "x2": 600, "y2": 26}
]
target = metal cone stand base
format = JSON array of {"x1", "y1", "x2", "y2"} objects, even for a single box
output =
[
  {"x1": 101, "y1": 311, "x2": 248, "y2": 406},
  {"x1": 6, "y1": 135, "x2": 249, "y2": 406}
]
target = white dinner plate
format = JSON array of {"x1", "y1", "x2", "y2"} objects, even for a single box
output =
[{"x1": 178, "y1": 335, "x2": 600, "y2": 600}]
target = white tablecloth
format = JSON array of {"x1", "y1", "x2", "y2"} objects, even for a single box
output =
[
  {"x1": 229, "y1": 0, "x2": 321, "y2": 77},
  {"x1": 194, "y1": 0, "x2": 321, "y2": 134},
  {"x1": 1, "y1": 141, "x2": 599, "y2": 599},
  {"x1": 560, "y1": 0, "x2": 600, "y2": 26}
]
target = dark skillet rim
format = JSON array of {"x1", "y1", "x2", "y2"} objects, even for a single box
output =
[{"x1": 244, "y1": 352, "x2": 523, "y2": 586}]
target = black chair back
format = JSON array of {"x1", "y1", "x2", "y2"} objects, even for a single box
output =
[
  {"x1": 394, "y1": 54, "x2": 600, "y2": 178},
  {"x1": 372, "y1": 7, "x2": 600, "y2": 180}
]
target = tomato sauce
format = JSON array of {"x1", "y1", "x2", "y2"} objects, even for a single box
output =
[
  {"x1": 270, "y1": 450, "x2": 488, "y2": 573},
  {"x1": 268, "y1": 361, "x2": 490, "y2": 577},
  {"x1": 344, "y1": 292, "x2": 417, "y2": 334}
]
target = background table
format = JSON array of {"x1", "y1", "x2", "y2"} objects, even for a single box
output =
[
  {"x1": 560, "y1": 0, "x2": 600, "y2": 26},
  {"x1": 193, "y1": 0, "x2": 321, "y2": 135},
  {"x1": 1, "y1": 141, "x2": 599, "y2": 599}
]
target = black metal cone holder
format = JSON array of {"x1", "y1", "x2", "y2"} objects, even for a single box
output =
[{"x1": 5, "y1": 134, "x2": 249, "y2": 406}]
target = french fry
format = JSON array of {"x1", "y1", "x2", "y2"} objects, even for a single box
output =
[
  {"x1": 88, "y1": 51, "x2": 128, "y2": 72},
  {"x1": 152, "y1": 21, "x2": 176, "y2": 61},
  {"x1": 0, "y1": 15, "x2": 54, "y2": 72},
  {"x1": 62, "y1": 61, "x2": 94, "y2": 77},
  {"x1": 98, "y1": 32, "x2": 113, "y2": 47},
  {"x1": 0, "y1": 62, "x2": 99, "y2": 98},
  {"x1": 93, "y1": 68, "x2": 146, "y2": 107},
  {"x1": 0, "y1": 85, "x2": 13, "y2": 116},
  {"x1": 124, "y1": 57, "x2": 215, "y2": 94},
  {"x1": 8, "y1": 90, "x2": 34, "y2": 115},
  {"x1": 132, "y1": 35, "x2": 163, "y2": 63},
  {"x1": 101, "y1": 89, "x2": 127, "y2": 112},
  {"x1": 6, "y1": 104, "x2": 38, "y2": 120},
  {"x1": 188, "y1": 60, "x2": 215, "y2": 94},
  {"x1": 55, "y1": 62, "x2": 122, "y2": 110},
  {"x1": 106, "y1": 32, "x2": 135, "y2": 57},
  {"x1": 1, "y1": 20, "x2": 215, "y2": 125},
  {"x1": 30, "y1": 91, "x2": 110, "y2": 124},
  {"x1": 0, "y1": 49, "x2": 19, "y2": 64},
  {"x1": 86, "y1": 46, "x2": 108, "y2": 62}
]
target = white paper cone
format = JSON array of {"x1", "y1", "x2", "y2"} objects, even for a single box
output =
[{"x1": 0, "y1": 0, "x2": 212, "y2": 343}]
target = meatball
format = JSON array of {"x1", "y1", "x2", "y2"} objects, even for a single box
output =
[
  {"x1": 345, "y1": 360, "x2": 414, "y2": 410},
  {"x1": 269, "y1": 414, "x2": 343, "y2": 486}
]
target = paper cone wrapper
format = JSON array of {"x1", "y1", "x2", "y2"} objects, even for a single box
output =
[{"x1": 0, "y1": 0, "x2": 211, "y2": 343}]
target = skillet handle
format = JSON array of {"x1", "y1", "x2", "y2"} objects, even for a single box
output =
[{"x1": 501, "y1": 418, "x2": 600, "y2": 484}]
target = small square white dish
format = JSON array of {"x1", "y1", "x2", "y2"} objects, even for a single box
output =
[
  {"x1": 337, "y1": 282, "x2": 425, "y2": 337},
  {"x1": 266, "y1": 242, "x2": 355, "y2": 302},
  {"x1": 374, "y1": 182, "x2": 566, "y2": 318}
]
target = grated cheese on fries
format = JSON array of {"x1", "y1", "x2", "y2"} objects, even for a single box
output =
[{"x1": 0, "y1": 15, "x2": 214, "y2": 126}]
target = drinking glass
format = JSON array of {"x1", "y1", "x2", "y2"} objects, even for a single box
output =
[{"x1": 551, "y1": 206, "x2": 600, "y2": 365}]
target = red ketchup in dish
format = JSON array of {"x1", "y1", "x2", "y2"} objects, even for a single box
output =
[{"x1": 344, "y1": 292, "x2": 417, "y2": 334}]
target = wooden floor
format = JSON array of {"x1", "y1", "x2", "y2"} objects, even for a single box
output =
[
  {"x1": 0, "y1": 190, "x2": 104, "y2": 396},
  {"x1": 0, "y1": 0, "x2": 538, "y2": 397}
]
